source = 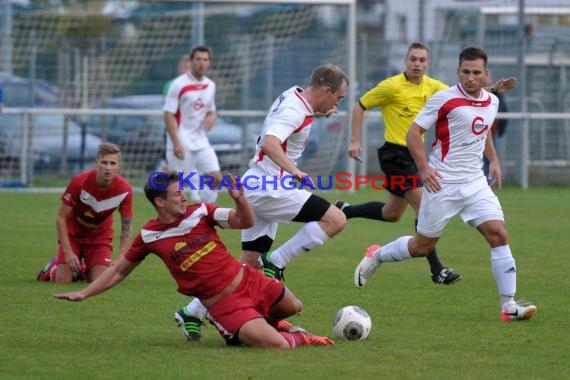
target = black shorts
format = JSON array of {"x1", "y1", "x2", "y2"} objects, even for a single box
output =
[{"x1": 377, "y1": 142, "x2": 424, "y2": 197}]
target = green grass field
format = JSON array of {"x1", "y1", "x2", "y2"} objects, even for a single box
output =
[{"x1": 1, "y1": 186, "x2": 567, "y2": 379}]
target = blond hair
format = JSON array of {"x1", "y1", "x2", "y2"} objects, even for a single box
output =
[{"x1": 97, "y1": 142, "x2": 121, "y2": 160}]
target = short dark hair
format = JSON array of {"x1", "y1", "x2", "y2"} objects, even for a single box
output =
[
  {"x1": 459, "y1": 45, "x2": 488, "y2": 67},
  {"x1": 407, "y1": 41, "x2": 429, "y2": 56},
  {"x1": 190, "y1": 45, "x2": 212, "y2": 60},
  {"x1": 144, "y1": 171, "x2": 179, "y2": 207},
  {"x1": 308, "y1": 64, "x2": 348, "y2": 93}
]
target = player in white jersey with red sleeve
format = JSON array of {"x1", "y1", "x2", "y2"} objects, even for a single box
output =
[
  {"x1": 249, "y1": 86, "x2": 314, "y2": 177},
  {"x1": 175, "y1": 65, "x2": 349, "y2": 343},
  {"x1": 416, "y1": 84, "x2": 499, "y2": 184},
  {"x1": 354, "y1": 46, "x2": 537, "y2": 322},
  {"x1": 163, "y1": 45, "x2": 221, "y2": 204},
  {"x1": 239, "y1": 64, "x2": 348, "y2": 281}
]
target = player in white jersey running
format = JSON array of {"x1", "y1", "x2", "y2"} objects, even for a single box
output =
[
  {"x1": 173, "y1": 64, "x2": 349, "y2": 343},
  {"x1": 163, "y1": 45, "x2": 221, "y2": 204},
  {"x1": 353, "y1": 46, "x2": 537, "y2": 322},
  {"x1": 239, "y1": 64, "x2": 348, "y2": 280}
]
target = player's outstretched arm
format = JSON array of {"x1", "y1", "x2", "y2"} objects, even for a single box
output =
[{"x1": 54, "y1": 256, "x2": 140, "y2": 302}]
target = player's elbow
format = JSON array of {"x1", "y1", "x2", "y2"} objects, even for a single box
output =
[{"x1": 240, "y1": 217, "x2": 255, "y2": 229}]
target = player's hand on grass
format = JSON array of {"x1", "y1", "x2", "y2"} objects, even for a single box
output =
[{"x1": 54, "y1": 292, "x2": 85, "y2": 302}]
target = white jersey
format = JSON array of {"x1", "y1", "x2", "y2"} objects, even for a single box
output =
[
  {"x1": 163, "y1": 72, "x2": 216, "y2": 151},
  {"x1": 414, "y1": 84, "x2": 499, "y2": 183},
  {"x1": 249, "y1": 86, "x2": 314, "y2": 176}
]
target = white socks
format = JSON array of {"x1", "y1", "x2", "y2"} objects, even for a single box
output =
[
  {"x1": 184, "y1": 298, "x2": 207, "y2": 321},
  {"x1": 270, "y1": 222, "x2": 329, "y2": 268},
  {"x1": 491, "y1": 245, "x2": 516, "y2": 307},
  {"x1": 375, "y1": 236, "x2": 412, "y2": 264}
]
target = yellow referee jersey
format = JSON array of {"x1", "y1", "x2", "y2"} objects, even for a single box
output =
[{"x1": 360, "y1": 73, "x2": 448, "y2": 146}]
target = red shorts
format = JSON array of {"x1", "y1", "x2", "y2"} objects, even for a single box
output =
[
  {"x1": 55, "y1": 235, "x2": 113, "y2": 269},
  {"x1": 208, "y1": 265, "x2": 285, "y2": 339}
]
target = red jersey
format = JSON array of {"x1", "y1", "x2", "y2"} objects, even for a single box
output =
[
  {"x1": 61, "y1": 170, "x2": 133, "y2": 240},
  {"x1": 124, "y1": 203, "x2": 242, "y2": 300}
]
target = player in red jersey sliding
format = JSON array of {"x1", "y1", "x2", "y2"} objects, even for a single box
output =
[{"x1": 54, "y1": 171, "x2": 333, "y2": 348}]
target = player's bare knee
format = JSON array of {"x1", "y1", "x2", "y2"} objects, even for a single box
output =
[
  {"x1": 54, "y1": 272, "x2": 73, "y2": 283},
  {"x1": 292, "y1": 298, "x2": 303, "y2": 314},
  {"x1": 325, "y1": 207, "x2": 346, "y2": 235},
  {"x1": 488, "y1": 227, "x2": 508, "y2": 246},
  {"x1": 409, "y1": 240, "x2": 433, "y2": 257},
  {"x1": 382, "y1": 213, "x2": 402, "y2": 223},
  {"x1": 281, "y1": 294, "x2": 303, "y2": 315}
]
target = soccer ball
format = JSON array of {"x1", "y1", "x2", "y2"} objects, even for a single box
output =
[{"x1": 332, "y1": 305, "x2": 372, "y2": 340}]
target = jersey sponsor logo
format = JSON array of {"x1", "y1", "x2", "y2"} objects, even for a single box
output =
[
  {"x1": 398, "y1": 107, "x2": 416, "y2": 118},
  {"x1": 179, "y1": 241, "x2": 216, "y2": 271},
  {"x1": 193, "y1": 98, "x2": 205, "y2": 111},
  {"x1": 471, "y1": 116, "x2": 489, "y2": 135},
  {"x1": 75, "y1": 216, "x2": 100, "y2": 229},
  {"x1": 175, "y1": 242, "x2": 188, "y2": 252}
]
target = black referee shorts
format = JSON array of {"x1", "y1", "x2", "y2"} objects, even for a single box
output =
[{"x1": 377, "y1": 142, "x2": 424, "y2": 197}]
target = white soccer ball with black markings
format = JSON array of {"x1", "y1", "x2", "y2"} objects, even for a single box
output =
[{"x1": 332, "y1": 305, "x2": 372, "y2": 340}]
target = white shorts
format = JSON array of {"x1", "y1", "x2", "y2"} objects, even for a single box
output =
[
  {"x1": 240, "y1": 168, "x2": 312, "y2": 243},
  {"x1": 417, "y1": 176, "x2": 504, "y2": 238},
  {"x1": 166, "y1": 146, "x2": 220, "y2": 175}
]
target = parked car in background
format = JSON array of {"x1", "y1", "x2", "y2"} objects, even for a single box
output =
[
  {"x1": 0, "y1": 73, "x2": 60, "y2": 107},
  {"x1": 85, "y1": 95, "x2": 252, "y2": 173},
  {"x1": 0, "y1": 113, "x2": 102, "y2": 173}
]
